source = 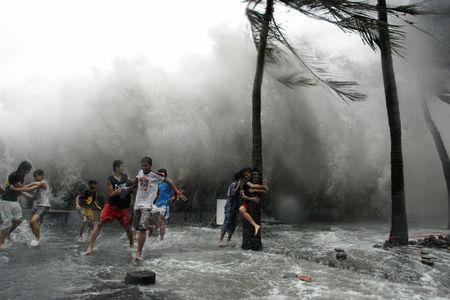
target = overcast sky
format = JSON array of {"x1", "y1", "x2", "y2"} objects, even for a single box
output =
[{"x1": 0, "y1": 0, "x2": 377, "y2": 93}]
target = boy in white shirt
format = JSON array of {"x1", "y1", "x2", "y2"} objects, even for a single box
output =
[{"x1": 133, "y1": 156, "x2": 186, "y2": 261}]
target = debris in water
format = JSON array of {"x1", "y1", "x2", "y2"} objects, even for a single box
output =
[
  {"x1": 124, "y1": 270, "x2": 156, "y2": 285},
  {"x1": 421, "y1": 259, "x2": 434, "y2": 267},
  {"x1": 297, "y1": 275, "x2": 312, "y2": 282}
]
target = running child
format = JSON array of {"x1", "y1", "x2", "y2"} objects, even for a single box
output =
[
  {"x1": 17, "y1": 169, "x2": 51, "y2": 246},
  {"x1": 150, "y1": 168, "x2": 178, "y2": 241},
  {"x1": 86, "y1": 160, "x2": 134, "y2": 255},
  {"x1": 133, "y1": 157, "x2": 186, "y2": 261},
  {"x1": 0, "y1": 161, "x2": 33, "y2": 249},
  {"x1": 76, "y1": 180, "x2": 101, "y2": 243}
]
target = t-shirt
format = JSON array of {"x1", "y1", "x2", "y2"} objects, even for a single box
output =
[
  {"x1": 242, "y1": 178, "x2": 262, "y2": 208},
  {"x1": 107, "y1": 174, "x2": 132, "y2": 209},
  {"x1": 78, "y1": 189, "x2": 97, "y2": 209},
  {"x1": 226, "y1": 181, "x2": 239, "y2": 205},
  {"x1": 34, "y1": 181, "x2": 50, "y2": 207},
  {"x1": 154, "y1": 182, "x2": 172, "y2": 208},
  {"x1": 134, "y1": 170, "x2": 165, "y2": 210},
  {"x1": 0, "y1": 172, "x2": 24, "y2": 202}
]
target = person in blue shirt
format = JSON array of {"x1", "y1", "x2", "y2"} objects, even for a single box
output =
[
  {"x1": 218, "y1": 168, "x2": 252, "y2": 247},
  {"x1": 151, "y1": 168, "x2": 177, "y2": 241}
]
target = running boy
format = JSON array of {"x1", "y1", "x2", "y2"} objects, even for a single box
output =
[
  {"x1": 86, "y1": 160, "x2": 134, "y2": 255},
  {"x1": 8, "y1": 169, "x2": 50, "y2": 246},
  {"x1": 133, "y1": 157, "x2": 186, "y2": 260},
  {"x1": 151, "y1": 168, "x2": 177, "y2": 241},
  {"x1": 76, "y1": 180, "x2": 101, "y2": 243}
]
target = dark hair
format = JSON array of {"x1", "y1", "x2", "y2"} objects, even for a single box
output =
[
  {"x1": 33, "y1": 169, "x2": 44, "y2": 177},
  {"x1": 8, "y1": 172, "x2": 23, "y2": 185},
  {"x1": 233, "y1": 172, "x2": 240, "y2": 181},
  {"x1": 252, "y1": 167, "x2": 261, "y2": 174},
  {"x1": 241, "y1": 167, "x2": 252, "y2": 174},
  {"x1": 88, "y1": 180, "x2": 98, "y2": 185},
  {"x1": 236, "y1": 167, "x2": 252, "y2": 180},
  {"x1": 140, "y1": 157, "x2": 152, "y2": 166},
  {"x1": 17, "y1": 161, "x2": 32, "y2": 175},
  {"x1": 113, "y1": 160, "x2": 124, "y2": 172},
  {"x1": 157, "y1": 168, "x2": 167, "y2": 177}
]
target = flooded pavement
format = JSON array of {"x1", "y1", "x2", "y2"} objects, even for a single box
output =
[{"x1": 1, "y1": 216, "x2": 449, "y2": 299}]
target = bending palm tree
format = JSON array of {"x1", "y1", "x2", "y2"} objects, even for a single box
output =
[
  {"x1": 377, "y1": 0, "x2": 408, "y2": 245},
  {"x1": 245, "y1": 0, "x2": 423, "y2": 245},
  {"x1": 423, "y1": 95, "x2": 450, "y2": 229}
]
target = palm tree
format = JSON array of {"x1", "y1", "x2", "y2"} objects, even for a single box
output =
[
  {"x1": 423, "y1": 95, "x2": 450, "y2": 229},
  {"x1": 250, "y1": 0, "x2": 273, "y2": 173},
  {"x1": 245, "y1": 0, "x2": 422, "y2": 245},
  {"x1": 377, "y1": 0, "x2": 407, "y2": 245}
]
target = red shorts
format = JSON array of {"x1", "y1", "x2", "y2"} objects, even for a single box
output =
[
  {"x1": 100, "y1": 203, "x2": 131, "y2": 227},
  {"x1": 241, "y1": 202, "x2": 249, "y2": 210}
]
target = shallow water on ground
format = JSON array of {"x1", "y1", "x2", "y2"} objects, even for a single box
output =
[{"x1": 0, "y1": 215, "x2": 449, "y2": 300}]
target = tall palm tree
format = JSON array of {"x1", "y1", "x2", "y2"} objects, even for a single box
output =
[
  {"x1": 377, "y1": 0, "x2": 407, "y2": 244},
  {"x1": 245, "y1": 0, "x2": 422, "y2": 245}
]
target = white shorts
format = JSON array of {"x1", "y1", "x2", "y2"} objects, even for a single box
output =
[
  {"x1": 151, "y1": 205, "x2": 168, "y2": 219},
  {"x1": 0, "y1": 200, "x2": 23, "y2": 230}
]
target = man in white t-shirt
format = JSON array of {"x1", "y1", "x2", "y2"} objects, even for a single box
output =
[{"x1": 133, "y1": 156, "x2": 186, "y2": 261}]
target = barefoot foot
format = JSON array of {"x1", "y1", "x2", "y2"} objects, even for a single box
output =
[
  {"x1": 85, "y1": 247, "x2": 93, "y2": 255},
  {"x1": 134, "y1": 252, "x2": 142, "y2": 261},
  {"x1": 254, "y1": 224, "x2": 260, "y2": 236}
]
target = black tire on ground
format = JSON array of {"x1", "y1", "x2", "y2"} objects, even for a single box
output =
[{"x1": 124, "y1": 270, "x2": 156, "y2": 285}]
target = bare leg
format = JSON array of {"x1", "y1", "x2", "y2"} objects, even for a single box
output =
[
  {"x1": 121, "y1": 223, "x2": 134, "y2": 247},
  {"x1": 79, "y1": 216, "x2": 87, "y2": 240},
  {"x1": 159, "y1": 216, "x2": 166, "y2": 241},
  {"x1": 87, "y1": 220, "x2": 95, "y2": 235},
  {"x1": 30, "y1": 214, "x2": 41, "y2": 241},
  {"x1": 239, "y1": 206, "x2": 260, "y2": 236},
  {"x1": 7, "y1": 219, "x2": 22, "y2": 235},
  {"x1": 227, "y1": 232, "x2": 233, "y2": 242},
  {"x1": 136, "y1": 229, "x2": 147, "y2": 260},
  {"x1": 0, "y1": 228, "x2": 8, "y2": 249},
  {"x1": 86, "y1": 221, "x2": 106, "y2": 255}
]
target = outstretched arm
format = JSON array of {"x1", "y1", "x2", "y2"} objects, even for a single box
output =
[
  {"x1": 164, "y1": 178, "x2": 187, "y2": 201},
  {"x1": 247, "y1": 182, "x2": 269, "y2": 193},
  {"x1": 10, "y1": 181, "x2": 44, "y2": 192},
  {"x1": 94, "y1": 201, "x2": 102, "y2": 210},
  {"x1": 76, "y1": 195, "x2": 81, "y2": 209},
  {"x1": 21, "y1": 191, "x2": 35, "y2": 200}
]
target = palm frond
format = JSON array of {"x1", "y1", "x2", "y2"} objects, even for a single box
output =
[
  {"x1": 244, "y1": 0, "x2": 426, "y2": 100},
  {"x1": 246, "y1": 4, "x2": 366, "y2": 102},
  {"x1": 436, "y1": 92, "x2": 450, "y2": 105},
  {"x1": 273, "y1": 71, "x2": 316, "y2": 88},
  {"x1": 387, "y1": 4, "x2": 423, "y2": 16},
  {"x1": 272, "y1": 16, "x2": 366, "y2": 101}
]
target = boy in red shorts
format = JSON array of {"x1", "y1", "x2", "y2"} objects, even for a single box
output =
[{"x1": 86, "y1": 160, "x2": 134, "y2": 255}]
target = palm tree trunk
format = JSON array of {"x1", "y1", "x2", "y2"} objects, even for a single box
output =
[
  {"x1": 378, "y1": 0, "x2": 408, "y2": 244},
  {"x1": 242, "y1": 0, "x2": 273, "y2": 251},
  {"x1": 251, "y1": 0, "x2": 273, "y2": 173},
  {"x1": 423, "y1": 100, "x2": 450, "y2": 229}
]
